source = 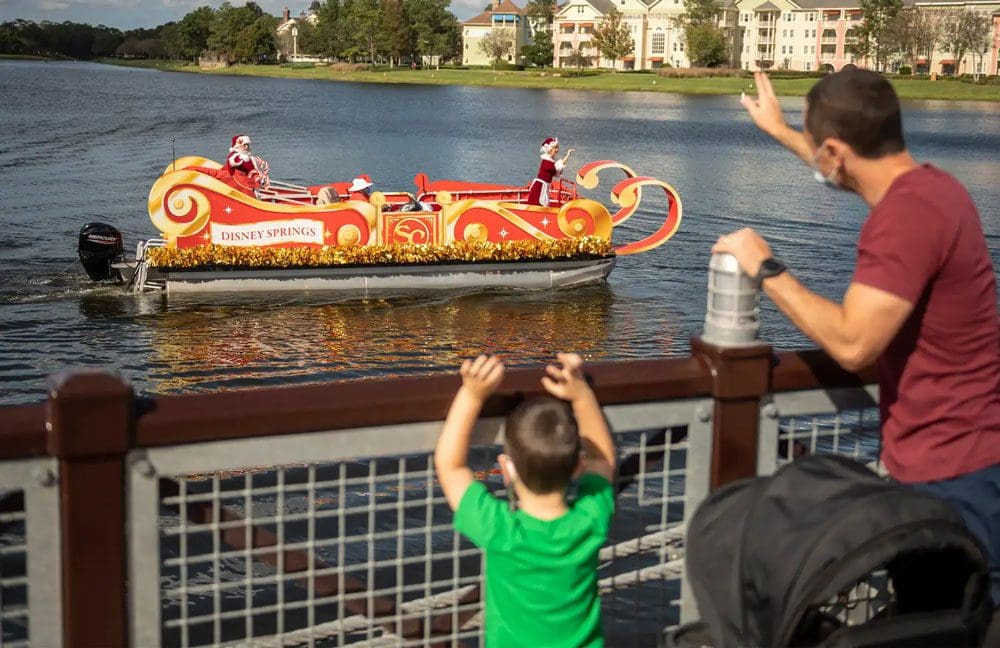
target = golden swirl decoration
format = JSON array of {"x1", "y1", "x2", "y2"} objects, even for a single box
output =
[
  {"x1": 575, "y1": 160, "x2": 642, "y2": 226},
  {"x1": 556, "y1": 199, "x2": 613, "y2": 241},
  {"x1": 162, "y1": 157, "x2": 222, "y2": 175},
  {"x1": 610, "y1": 176, "x2": 683, "y2": 256},
  {"x1": 148, "y1": 171, "x2": 213, "y2": 243},
  {"x1": 575, "y1": 160, "x2": 639, "y2": 190},
  {"x1": 146, "y1": 238, "x2": 613, "y2": 269}
]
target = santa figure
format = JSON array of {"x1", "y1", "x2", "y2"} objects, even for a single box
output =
[
  {"x1": 526, "y1": 137, "x2": 575, "y2": 207},
  {"x1": 225, "y1": 134, "x2": 269, "y2": 189}
]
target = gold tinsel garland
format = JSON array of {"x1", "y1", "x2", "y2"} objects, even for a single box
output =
[{"x1": 147, "y1": 238, "x2": 613, "y2": 270}]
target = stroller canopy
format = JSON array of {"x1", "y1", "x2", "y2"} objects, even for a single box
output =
[{"x1": 685, "y1": 455, "x2": 990, "y2": 647}]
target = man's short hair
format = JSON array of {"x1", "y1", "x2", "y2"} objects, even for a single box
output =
[
  {"x1": 805, "y1": 69, "x2": 906, "y2": 159},
  {"x1": 504, "y1": 396, "x2": 581, "y2": 494}
]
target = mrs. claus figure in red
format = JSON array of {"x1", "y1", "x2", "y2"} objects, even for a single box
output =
[
  {"x1": 526, "y1": 137, "x2": 574, "y2": 207},
  {"x1": 225, "y1": 134, "x2": 270, "y2": 189}
]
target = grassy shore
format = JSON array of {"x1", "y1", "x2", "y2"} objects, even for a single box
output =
[
  {"x1": 98, "y1": 59, "x2": 1000, "y2": 102},
  {"x1": 1, "y1": 53, "x2": 67, "y2": 61}
]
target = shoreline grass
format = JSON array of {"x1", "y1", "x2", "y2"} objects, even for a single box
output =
[
  {"x1": 90, "y1": 58, "x2": 1000, "y2": 102},
  {"x1": 1, "y1": 53, "x2": 69, "y2": 61}
]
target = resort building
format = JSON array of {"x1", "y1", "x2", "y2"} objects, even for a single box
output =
[
  {"x1": 462, "y1": 0, "x2": 545, "y2": 66},
  {"x1": 277, "y1": 3, "x2": 321, "y2": 36},
  {"x1": 551, "y1": 0, "x2": 1000, "y2": 74}
]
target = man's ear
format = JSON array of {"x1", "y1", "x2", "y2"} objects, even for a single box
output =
[{"x1": 825, "y1": 137, "x2": 851, "y2": 164}]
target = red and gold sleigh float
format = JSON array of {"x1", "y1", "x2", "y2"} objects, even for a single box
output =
[{"x1": 136, "y1": 156, "x2": 682, "y2": 293}]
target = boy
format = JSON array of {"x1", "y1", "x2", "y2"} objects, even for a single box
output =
[{"x1": 434, "y1": 353, "x2": 616, "y2": 647}]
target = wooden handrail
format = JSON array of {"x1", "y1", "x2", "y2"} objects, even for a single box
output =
[{"x1": 0, "y1": 349, "x2": 877, "y2": 459}]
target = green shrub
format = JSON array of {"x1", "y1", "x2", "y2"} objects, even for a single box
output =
[
  {"x1": 657, "y1": 66, "x2": 742, "y2": 78},
  {"x1": 766, "y1": 69, "x2": 827, "y2": 79},
  {"x1": 558, "y1": 69, "x2": 600, "y2": 77},
  {"x1": 897, "y1": 65, "x2": 912, "y2": 75}
]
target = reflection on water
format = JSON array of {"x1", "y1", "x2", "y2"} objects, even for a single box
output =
[{"x1": 116, "y1": 285, "x2": 678, "y2": 394}]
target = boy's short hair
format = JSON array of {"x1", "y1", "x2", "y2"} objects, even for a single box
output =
[
  {"x1": 504, "y1": 396, "x2": 581, "y2": 494},
  {"x1": 805, "y1": 68, "x2": 905, "y2": 159}
]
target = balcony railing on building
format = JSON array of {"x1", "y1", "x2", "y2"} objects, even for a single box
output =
[{"x1": 0, "y1": 254, "x2": 881, "y2": 648}]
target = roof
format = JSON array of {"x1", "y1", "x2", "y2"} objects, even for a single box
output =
[
  {"x1": 462, "y1": 0, "x2": 525, "y2": 25},
  {"x1": 783, "y1": 0, "x2": 989, "y2": 7},
  {"x1": 586, "y1": 0, "x2": 617, "y2": 13},
  {"x1": 753, "y1": 1, "x2": 781, "y2": 10},
  {"x1": 463, "y1": 10, "x2": 493, "y2": 25}
]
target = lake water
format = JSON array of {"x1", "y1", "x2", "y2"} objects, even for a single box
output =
[
  {"x1": 1, "y1": 60, "x2": 998, "y2": 406},
  {"x1": 1, "y1": 61, "x2": 997, "y2": 647}
]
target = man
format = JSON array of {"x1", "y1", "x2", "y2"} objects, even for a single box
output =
[{"x1": 714, "y1": 70, "x2": 1000, "y2": 606}]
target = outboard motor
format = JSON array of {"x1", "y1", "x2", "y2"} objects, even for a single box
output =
[{"x1": 78, "y1": 222, "x2": 124, "y2": 282}]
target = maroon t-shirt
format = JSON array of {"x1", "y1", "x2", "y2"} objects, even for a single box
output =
[{"x1": 853, "y1": 165, "x2": 1000, "y2": 483}]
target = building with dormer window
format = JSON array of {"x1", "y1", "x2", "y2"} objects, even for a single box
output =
[{"x1": 462, "y1": 0, "x2": 538, "y2": 66}]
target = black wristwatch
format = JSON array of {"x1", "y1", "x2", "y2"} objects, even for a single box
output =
[{"x1": 754, "y1": 257, "x2": 787, "y2": 283}]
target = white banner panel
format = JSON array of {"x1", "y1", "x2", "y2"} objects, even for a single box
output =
[{"x1": 211, "y1": 219, "x2": 325, "y2": 246}]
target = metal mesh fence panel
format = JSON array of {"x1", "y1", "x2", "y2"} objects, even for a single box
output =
[
  {"x1": 0, "y1": 459, "x2": 61, "y2": 648},
  {"x1": 131, "y1": 400, "x2": 713, "y2": 647}
]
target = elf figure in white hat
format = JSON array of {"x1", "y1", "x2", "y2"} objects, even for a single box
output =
[
  {"x1": 225, "y1": 134, "x2": 270, "y2": 189},
  {"x1": 347, "y1": 175, "x2": 375, "y2": 201},
  {"x1": 526, "y1": 137, "x2": 574, "y2": 207}
]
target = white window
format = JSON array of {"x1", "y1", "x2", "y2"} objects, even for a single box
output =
[
  {"x1": 782, "y1": 29, "x2": 787, "y2": 37},
  {"x1": 781, "y1": 45, "x2": 786, "y2": 54},
  {"x1": 805, "y1": 61, "x2": 811, "y2": 70},
  {"x1": 790, "y1": 30, "x2": 794, "y2": 37},
  {"x1": 672, "y1": 41, "x2": 677, "y2": 52},
  {"x1": 652, "y1": 32, "x2": 665, "y2": 54},
  {"x1": 679, "y1": 41, "x2": 684, "y2": 52},
  {"x1": 577, "y1": 6, "x2": 583, "y2": 13}
]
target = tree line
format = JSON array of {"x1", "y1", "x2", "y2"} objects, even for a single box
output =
[
  {"x1": 856, "y1": 0, "x2": 993, "y2": 77},
  {"x1": 0, "y1": 18, "x2": 161, "y2": 59},
  {"x1": 1, "y1": 0, "x2": 462, "y2": 66},
  {"x1": 274, "y1": 0, "x2": 460, "y2": 66}
]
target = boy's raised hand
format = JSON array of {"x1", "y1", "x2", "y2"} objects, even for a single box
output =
[
  {"x1": 437, "y1": 354, "x2": 504, "y2": 511},
  {"x1": 460, "y1": 354, "x2": 505, "y2": 401},
  {"x1": 541, "y1": 352, "x2": 589, "y2": 402}
]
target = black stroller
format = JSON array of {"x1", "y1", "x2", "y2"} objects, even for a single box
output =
[{"x1": 668, "y1": 455, "x2": 994, "y2": 647}]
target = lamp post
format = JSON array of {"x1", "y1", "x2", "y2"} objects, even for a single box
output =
[{"x1": 292, "y1": 25, "x2": 298, "y2": 59}]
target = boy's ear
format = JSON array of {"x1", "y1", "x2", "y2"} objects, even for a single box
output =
[{"x1": 498, "y1": 453, "x2": 518, "y2": 486}]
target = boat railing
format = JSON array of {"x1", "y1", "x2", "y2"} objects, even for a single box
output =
[
  {"x1": 0, "y1": 255, "x2": 879, "y2": 648},
  {"x1": 256, "y1": 179, "x2": 318, "y2": 205},
  {"x1": 415, "y1": 186, "x2": 577, "y2": 207},
  {"x1": 130, "y1": 238, "x2": 167, "y2": 292}
]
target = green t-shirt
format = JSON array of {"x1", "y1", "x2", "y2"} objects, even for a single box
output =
[{"x1": 454, "y1": 473, "x2": 615, "y2": 648}]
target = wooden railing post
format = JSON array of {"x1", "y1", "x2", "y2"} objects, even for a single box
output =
[
  {"x1": 691, "y1": 336, "x2": 772, "y2": 490},
  {"x1": 47, "y1": 370, "x2": 133, "y2": 648}
]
